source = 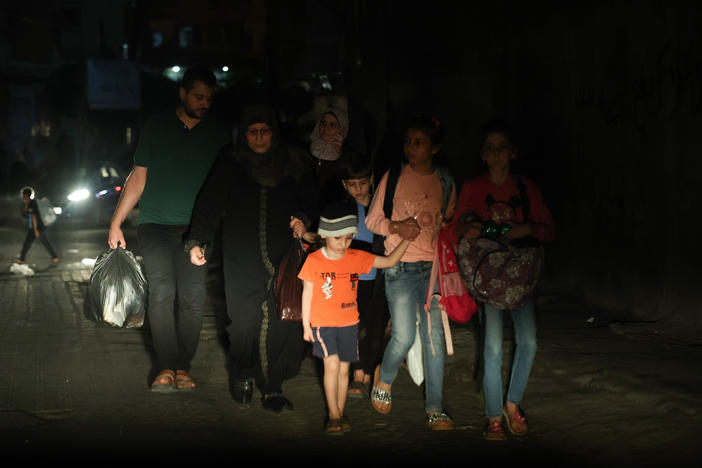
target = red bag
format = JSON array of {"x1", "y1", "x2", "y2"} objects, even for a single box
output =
[
  {"x1": 427, "y1": 229, "x2": 478, "y2": 324},
  {"x1": 275, "y1": 238, "x2": 307, "y2": 322}
]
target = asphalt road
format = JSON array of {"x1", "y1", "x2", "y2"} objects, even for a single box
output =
[{"x1": 1, "y1": 198, "x2": 701, "y2": 466}]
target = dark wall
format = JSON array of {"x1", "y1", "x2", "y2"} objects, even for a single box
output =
[{"x1": 346, "y1": 1, "x2": 702, "y2": 325}]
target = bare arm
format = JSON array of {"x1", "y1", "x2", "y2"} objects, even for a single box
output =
[
  {"x1": 32, "y1": 214, "x2": 39, "y2": 237},
  {"x1": 301, "y1": 280, "x2": 314, "y2": 342},
  {"x1": 108, "y1": 166, "x2": 147, "y2": 249},
  {"x1": 372, "y1": 238, "x2": 411, "y2": 270}
]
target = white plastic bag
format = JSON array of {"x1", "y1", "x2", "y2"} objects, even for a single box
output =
[
  {"x1": 10, "y1": 263, "x2": 35, "y2": 276},
  {"x1": 36, "y1": 197, "x2": 57, "y2": 227},
  {"x1": 406, "y1": 310, "x2": 424, "y2": 386},
  {"x1": 85, "y1": 247, "x2": 147, "y2": 328}
]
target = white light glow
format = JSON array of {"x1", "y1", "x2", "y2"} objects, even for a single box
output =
[
  {"x1": 67, "y1": 189, "x2": 90, "y2": 202},
  {"x1": 172, "y1": 65, "x2": 181, "y2": 73},
  {"x1": 222, "y1": 66, "x2": 229, "y2": 72}
]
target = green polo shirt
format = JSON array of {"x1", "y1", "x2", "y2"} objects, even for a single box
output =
[{"x1": 133, "y1": 110, "x2": 230, "y2": 225}]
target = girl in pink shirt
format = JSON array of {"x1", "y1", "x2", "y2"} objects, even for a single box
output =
[{"x1": 365, "y1": 115, "x2": 457, "y2": 430}]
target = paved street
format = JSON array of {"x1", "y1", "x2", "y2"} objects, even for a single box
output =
[{"x1": 1, "y1": 197, "x2": 701, "y2": 466}]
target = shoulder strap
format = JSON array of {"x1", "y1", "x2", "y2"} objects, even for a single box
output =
[
  {"x1": 515, "y1": 176, "x2": 530, "y2": 222},
  {"x1": 383, "y1": 163, "x2": 402, "y2": 219},
  {"x1": 435, "y1": 166, "x2": 455, "y2": 217}
]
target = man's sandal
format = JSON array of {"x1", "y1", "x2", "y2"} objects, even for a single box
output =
[
  {"x1": 151, "y1": 369, "x2": 176, "y2": 393},
  {"x1": 175, "y1": 370, "x2": 196, "y2": 391},
  {"x1": 426, "y1": 410, "x2": 454, "y2": 431},
  {"x1": 503, "y1": 407, "x2": 528, "y2": 435}
]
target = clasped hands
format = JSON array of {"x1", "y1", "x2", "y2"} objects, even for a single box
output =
[{"x1": 391, "y1": 217, "x2": 421, "y2": 241}]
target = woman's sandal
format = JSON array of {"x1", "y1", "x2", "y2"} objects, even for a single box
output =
[
  {"x1": 503, "y1": 407, "x2": 528, "y2": 435},
  {"x1": 151, "y1": 369, "x2": 177, "y2": 393},
  {"x1": 426, "y1": 410, "x2": 454, "y2": 431},
  {"x1": 370, "y1": 366, "x2": 391, "y2": 414},
  {"x1": 175, "y1": 370, "x2": 196, "y2": 391}
]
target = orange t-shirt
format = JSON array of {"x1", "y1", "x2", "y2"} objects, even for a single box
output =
[{"x1": 298, "y1": 248, "x2": 376, "y2": 327}]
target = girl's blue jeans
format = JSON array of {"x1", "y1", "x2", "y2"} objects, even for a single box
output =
[
  {"x1": 379, "y1": 261, "x2": 446, "y2": 413},
  {"x1": 482, "y1": 301, "x2": 538, "y2": 418}
]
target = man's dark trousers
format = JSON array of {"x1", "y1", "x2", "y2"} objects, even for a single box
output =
[{"x1": 137, "y1": 223, "x2": 207, "y2": 372}]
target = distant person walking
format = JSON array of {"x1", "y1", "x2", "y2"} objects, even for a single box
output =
[
  {"x1": 16, "y1": 187, "x2": 59, "y2": 265},
  {"x1": 108, "y1": 66, "x2": 231, "y2": 393}
]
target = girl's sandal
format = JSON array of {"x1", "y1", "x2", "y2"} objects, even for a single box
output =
[
  {"x1": 175, "y1": 370, "x2": 196, "y2": 391},
  {"x1": 347, "y1": 380, "x2": 364, "y2": 399},
  {"x1": 325, "y1": 419, "x2": 343, "y2": 436},
  {"x1": 340, "y1": 415, "x2": 352, "y2": 432},
  {"x1": 483, "y1": 420, "x2": 507, "y2": 440},
  {"x1": 151, "y1": 369, "x2": 177, "y2": 393},
  {"x1": 370, "y1": 386, "x2": 392, "y2": 414},
  {"x1": 426, "y1": 410, "x2": 454, "y2": 431},
  {"x1": 503, "y1": 407, "x2": 528, "y2": 435},
  {"x1": 370, "y1": 365, "x2": 391, "y2": 414}
]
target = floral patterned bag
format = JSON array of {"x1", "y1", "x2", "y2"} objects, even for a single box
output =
[{"x1": 457, "y1": 234, "x2": 543, "y2": 310}]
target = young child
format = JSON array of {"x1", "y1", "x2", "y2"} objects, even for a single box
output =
[
  {"x1": 338, "y1": 154, "x2": 389, "y2": 398},
  {"x1": 298, "y1": 200, "x2": 416, "y2": 435}
]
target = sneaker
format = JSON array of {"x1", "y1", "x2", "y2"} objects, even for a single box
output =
[{"x1": 483, "y1": 420, "x2": 507, "y2": 441}]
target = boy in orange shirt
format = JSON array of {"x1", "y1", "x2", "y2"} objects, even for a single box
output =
[{"x1": 299, "y1": 200, "x2": 417, "y2": 435}]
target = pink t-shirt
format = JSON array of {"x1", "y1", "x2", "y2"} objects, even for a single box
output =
[{"x1": 365, "y1": 165, "x2": 456, "y2": 262}]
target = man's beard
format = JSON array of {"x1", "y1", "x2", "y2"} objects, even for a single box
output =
[{"x1": 183, "y1": 104, "x2": 207, "y2": 120}]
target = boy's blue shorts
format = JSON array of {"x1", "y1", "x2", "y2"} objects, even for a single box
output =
[{"x1": 311, "y1": 324, "x2": 359, "y2": 363}]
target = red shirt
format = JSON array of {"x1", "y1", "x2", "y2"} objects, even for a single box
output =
[{"x1": 446, "y1": 174, "x2": 555, "y2": 246}]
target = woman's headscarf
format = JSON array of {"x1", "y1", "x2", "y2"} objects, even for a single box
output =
[
  {"x1": 309, "y1": 106, "x2": 349, "y2": 162},
  {"x1": 235, "y1": 104, "x2": 305, "y2": 187}
]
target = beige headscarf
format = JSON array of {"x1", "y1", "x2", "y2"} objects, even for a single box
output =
[{"x1": 309, "y1": 106, "x2": 349, "y2": 161}]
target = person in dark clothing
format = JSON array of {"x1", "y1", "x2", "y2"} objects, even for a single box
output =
[
  {"x1": 187, "y1": 104, "x2": 319, "y2": 411},
  {"x1": 16, "y1": 187, "x2": 59, "y2": 265},
  {"x1": 310, "y1": 106, "x2": 352, "y2": 210},
  {"x1": 108, "y1": 66, "x2": 231, "y2": 393}
]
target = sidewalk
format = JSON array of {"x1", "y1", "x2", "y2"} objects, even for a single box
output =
[{"x1": 1, "y1": 210, "x2": 701, "y2": 465}]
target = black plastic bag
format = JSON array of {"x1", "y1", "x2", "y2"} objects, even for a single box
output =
[
  {"x1": 85, "y1": 247, "x2": 148, "y2": 328},
  {"x1": 275, "y1": 238, "x2": 307, "y2": 322}
]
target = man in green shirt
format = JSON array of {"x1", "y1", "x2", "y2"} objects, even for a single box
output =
[{"x1": 108, "y1": 66, "x2": 230, "y2": 393}]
